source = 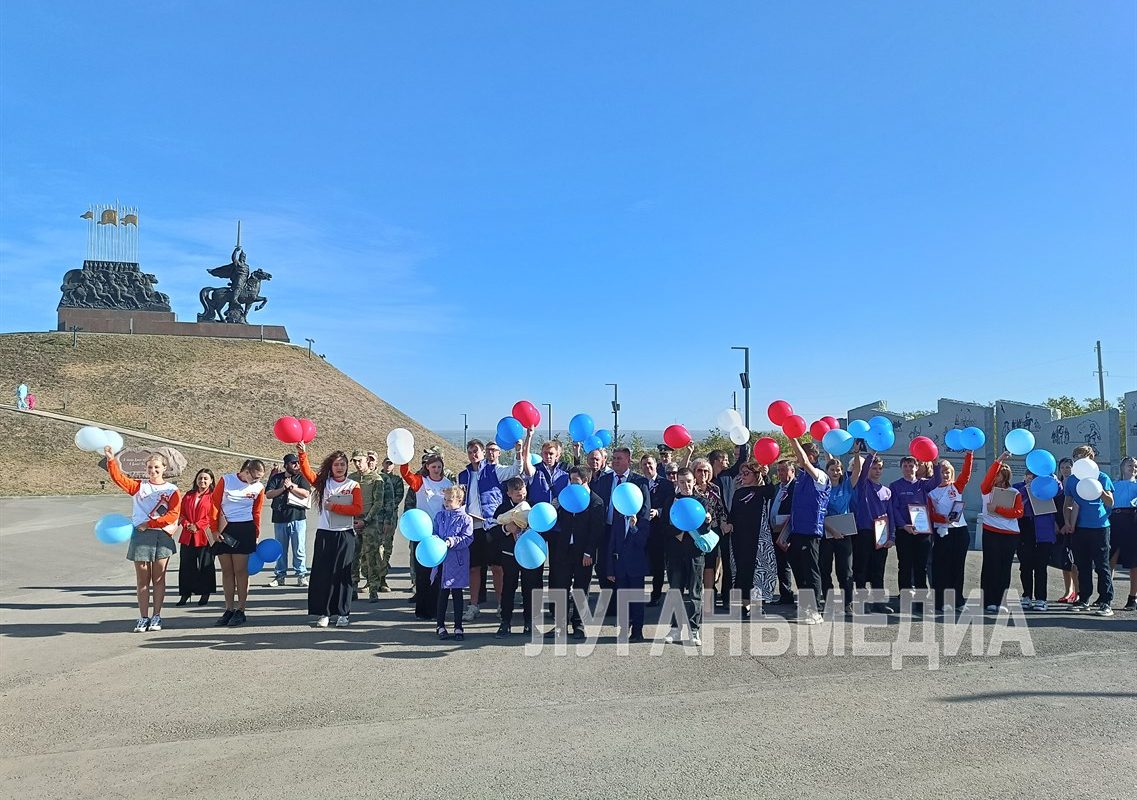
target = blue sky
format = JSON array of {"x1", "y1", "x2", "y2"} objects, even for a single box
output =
[{"x1": 1, "y1": 2, "x2": 1134, "y2": 431}]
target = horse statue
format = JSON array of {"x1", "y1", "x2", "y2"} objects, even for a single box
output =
[{"x1": 198, "y1": 268, "x2": 272, "y2": 324}]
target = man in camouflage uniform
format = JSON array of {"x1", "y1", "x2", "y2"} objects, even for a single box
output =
[
  {"x1": 348, "y1": 450, "x2": 381, "y2": 599},
  {"x1": 364, "y1": 451, "x2": 401, "y2": 596}
]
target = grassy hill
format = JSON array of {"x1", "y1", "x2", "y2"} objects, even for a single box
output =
[{"x1": 0, "y1": 332, "x2": 463, "y2": 495}]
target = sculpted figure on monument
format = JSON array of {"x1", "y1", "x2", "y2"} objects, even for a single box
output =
[{"x1": 197, "y1": 244, "x2": 272, "y2": 324}]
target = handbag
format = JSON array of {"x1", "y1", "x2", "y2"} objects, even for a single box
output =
[{"x1": 285, "y1": 488, "x2": 311, "y2": 509}]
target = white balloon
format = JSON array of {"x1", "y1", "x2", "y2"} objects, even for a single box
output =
[
  {"x1": 1076, "y1": 477, "x2": 1103, "y2": 501},
  {"x1": 386, "y1": 427, "x2": 414, "y2": 450},
  {"x1": 715, "y1": 408, "x2": 744, "y2": 431},
  {"x1": 104, "y1": 430, "x2": 125, "y2": 454},
  {"x1": 74, "y1": 426, "x2": 110, "y2": 452},
  {"x1": 728, "y1": 424, "x2": 751, "y2": 446},
  {"x1": 388, "y1": 440, "x2": 415, "y2": 466},
  {"x1": 1071, "y1": 458, "x2": 1099, "y2": 481}
]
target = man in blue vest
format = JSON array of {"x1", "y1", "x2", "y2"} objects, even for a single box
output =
[
  {"x1": 599, "y1": 447, "x2": 653, "y2": 641},
  {"x1": 458, "y1": 438, "x2": 522, "y2": 622}
]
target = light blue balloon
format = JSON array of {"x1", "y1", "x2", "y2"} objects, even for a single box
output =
[
  {"x1": 529, "y1": 453, "x2": 541, "y2": 466},
  {"x1": 247, "y1": 553, "x2": 265, "y2": 575},
  {"x1": 865, "y1": 426, "x2": 895, "y2": 452},
  {"x1": 495, "y1": 432, "x2": 517, "y2": 450},
  {"x1": 695, "y1": 531, "x2": 720, "y2": 554},
  {"x1": 515, "y1": 531, "x2": 548, "y2": 570},
  {"x1": 670, "y1": 497, "x2": 705, "y2": 532},
  {"x1": 1005, "y1": 428, "x2": 1035, "y2": 457},
  {"x1": 869, "y1": 415, "x2": 894, "y2": 433},
  {"x1": 399, "y1": 508, "x2": 432, "y2": 542},
  {"x1": 94, "y1": 513, "x2": 133, "y2": 544},
  {"x1": 256, "y1": 538, "x2": 283, "y2": 562},
  {"x1": 415, "y1": 535, "x2": 447, "y2": 568},
  {"x1": 568, "y1": 414, "x2": 595, "y2": 443},
  {"x1": 822, "y1": 428, "x2": 853, "y2": 456},
  {"x1": 595, "y1": 429, "x2": 613, "y2": 448},
  {"x1": 528, "y1": 502, "x2": 558, "y2": 533},
  {"x1": 558, "y1": 484, "x2": 589, "y2": 514},
  {"x1": 582, "y1": 434, "x2": 604, "y2": 453},
  {"x1": 1025, "y1": 449, "x2": 1057, "y2": 478},
  {"x1": 945, "y1": 428, "x2": 964, "y2": 451},
  {"x1": 1030, "y1": 475, "x2": 1060, "y2": 500},
  {"x1": 496, "y1": 416, "x2": 524, "y2": 446},
  {"x1": 612, "y1": 481, "x2": 644, "y2": 516},
  {"x1": 960, "y1": 426, "x2": 986, "y2": 451},
  {"x1": 847, "y1": 419, "x2": 871, "y2": 438}
]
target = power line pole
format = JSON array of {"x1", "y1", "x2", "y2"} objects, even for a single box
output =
[{"x1": 1095, "y1": 340, "x2": 1106, "y2": 408}]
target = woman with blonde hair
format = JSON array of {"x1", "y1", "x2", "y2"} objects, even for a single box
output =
[{"x1": 212, "y1": 459, "x2": 266, "y2": 627}]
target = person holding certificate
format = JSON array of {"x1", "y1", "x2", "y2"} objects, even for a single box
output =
[
  {"x1": 889, "y1": 456, "x2": 939, "y2": 603},
  {"x1": 1015, "y1": 471, "x2": 1061, "y2": 611},
  {"x1": 928, "y1": 450, "x2": 974, "y2": 613},
  {"x1": 979, "y1": 451, "x2": 1024, "y2": 613},
  {"x1": 850, "y1": 442, "x2": 893, "y2": 614},
  {"x1": 821, "y1": 458, "x2": 856, "y2": 614}
]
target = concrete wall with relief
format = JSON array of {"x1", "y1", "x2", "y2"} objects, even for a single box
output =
[{"x1": 1125, "y1": 391, "x2": 1137, "y2": 460}]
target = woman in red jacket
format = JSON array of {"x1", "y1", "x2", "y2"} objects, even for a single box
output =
[
  {"x1": 979, "y1": 450, "x2": 1024, "y2": 613},
  {"x1": 177, "y1": 469, "x2": 217, "y2": 607}
]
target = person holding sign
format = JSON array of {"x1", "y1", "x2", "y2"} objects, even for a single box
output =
[
  {"x1": 850, "y1": 442, "x2": 893, "y2": 614},
  {"x1": 928, "y1": 450, "x2": 974, "y2": 613},
  {"x1": 979, "y1": 451, "x2": 1024, "y2": 613},
  {"x1": 1015, "y1": 470, "x2": 1061, "y2": 611},
  {"x1": 889, "y1": 456, "x2": 938, "y2": 601}
]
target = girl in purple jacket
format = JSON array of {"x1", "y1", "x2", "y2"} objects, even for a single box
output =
[{"x1": 433, "y1": 486, "x2": 475, "y2": 640}]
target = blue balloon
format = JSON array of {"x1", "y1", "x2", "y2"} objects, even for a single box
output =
[
  {"x1": 496, "y1": 416, "x2": 525, "y2": 447},
  {"x1": 960, "y1": 426, "x2": 986, "y2": 451},
  {"x1": 247, "y1": 553, "x2": 265, "y2": 575},
  {"x1": 1005, "y1": 428, "x2": 1035, "y2": 456},
  {"x1": 568, "y1": 413, "x2": 595, "y2": 443},
  {"x1": 595, "y1": 429, "x2": 613, "y2": 448},
  {"x1": 582, "y1": 434, "x2": 604, "y2": 453},
  {"x1": 515, "y1": 531, "x2": 548, "y2": 570},
  {"x1": 94, "y1": 513, "x2": 133, "y2": 544},
  {"x1": 415, "y1": 535, "x2": 447, "y2": 568},
  {"x1": 945, "y1": 428, "x2": 964, "y2": 451},
  {"x1": 847, "y1": 419, "x2": 871, "y2": 438},
  {"x1": 399, "y1": 508, "x2": 433, "y2": 542},
  {"x1": 1025, "y1": 449, "x2": 1057, "y2": 478},
  {"x1": 558, "y1": 483, "x2": 589, "y2": 514},
  {"x1": 256, "y1": 538, "x2": 283, "y2": 562},
  {"x1": 528, "y1": 502, "x2": 558, "y2": 533},
  {"x1": 670, "y1": 497, "x2": 706, "y2": 532},
  {"x1": 529, "y1": 453, "x2": 542, "y2": 466},
  {"x1": 612, "y1": 481, "x2": 644, "y2": 516},
  {"x1": 869, "y1": 415, "x2": 894, "y2": 433},
  {"x1": 694, "y1": 531, "x2": 720, "y2": 554},
  {"x1": 1030, "y1": 475, "x2": 1060, "y2": 500},
  {"x1": 822, "y1": 428, "x2": 853, "y2": 456},
  {"x1": 865, "y1": 426, "x2": 895, "y2": 452}
]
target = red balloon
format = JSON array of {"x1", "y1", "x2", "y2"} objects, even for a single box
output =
[
  {"x1": 821, "y1": 416, "x2": 839, "y2": 430},
  {"x1": 809, "y1": 420, "x2": 831, "y2": 441},
  {"x1": 768, "y1": 400, "x2": 793, "y2": 426},
  {"x1": 299, "y1": 418, "x2": 317, "y2": 444},
  {"x1": 273, "y1": 416, "x2": 303, "y2": 444},
  {"x1": 910, "y1": 436, "x2": 939, "y2": 462},
  {"x1": 511, "y1": 400, "x2": 541, "y2": 429},
  {"x1": 663, "y1": 424, "x2": 692, "y2": 449},
  {"x1": 782, "y1": 415, "x2": 807, "y2": 439},
  {"x1": 752, "y1": 437, "x2": 781, "y2": 466}
]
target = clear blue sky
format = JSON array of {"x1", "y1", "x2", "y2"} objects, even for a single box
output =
[{"x1": 2, "y1": 2, "x2": 1134, "y2": 431}]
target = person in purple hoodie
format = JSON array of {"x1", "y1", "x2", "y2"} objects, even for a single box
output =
[
  {"x1": 850, "y1": 441, "x2": 894, "y2": 614},
  {"x1": 1015, "y1": 472, "x2": 1060, "y2": 612},
  {"x1": 432, "y1": 485, "x2": 475, "y2": 640},
  {"x1": 889, "y1": 456, "x2": 938, "y2": 602}
]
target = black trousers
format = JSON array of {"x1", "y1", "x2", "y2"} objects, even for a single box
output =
[
  {"x1": 178, "y1": 542, "x2": 216, "y2": 599},
  {"x1": 667, "y1": 542, "x2": 704, "y2": 632},
  {"x1": 895, "y1": 529, "x2": 932, "y2": 590},
  {"x1": 548, "y1": 550, "x2": 593, "y2": 630},
  {"x1": 411, "y1": 541, "x2": 438, "y2": 619},
  {"x1": 436, "y1": 585, "x2": 465, "y2": 629},
  {"x1": 647, "y1": 531, "x2": 668, "y2": 600},
  {"x1": 1017, "y1": 518, "x2": 1051, "y2": 601},
  {"x1": 852, "y1": 528, "x2": 888, "y2": 590},
  {"x1": 787, "y1": 534, "x2": 822, "y2": 613},
  {"x1": 308, "y1": 528, "x2": 356, "y2": 617},
  {"x1": 717, "y1": 533, "x2": 735, "y2": 606},
  {"x1": 732, "y1": 525, "x2": 758, "y2": 598},
  {"x1": 932, "y1": 525, "x2": 970, "y2": 611},
  {"x1": 773, "y1": 537, "x2": 794, "y2": 602},
  {"x1": 819, "y1": 536, "x2": 853, "y2": 602},
  {"x1": 501, "y1": 555, "x2": 544, "y2": 628},
  {"x1": 596, "y1": 527, "x2": 617, "y2": 615},
  {"x1": 1072, "y1": 526, "x2": 1113, "y2": 605},
  {"x1": 980, "y1": 530, "x2": 1020, "y2": 608}
]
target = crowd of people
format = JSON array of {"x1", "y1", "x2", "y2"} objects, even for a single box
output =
[{"x1": 99, "y1": 429, "x2": 1137, "y2": 642}]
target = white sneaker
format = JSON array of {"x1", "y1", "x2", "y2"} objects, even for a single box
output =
[
  {"x1": 664, "y1": 627, "x2": 682, "y2": 644},
  {"x1": 461, "y1": 603, "x2": 479, "y2": 622},
  {"x1": 1095, "y1": 604, "x2": 1114, "y2": 617},
  {"x1": 802, "y1": 611, "x2": 824, "y2": 625},
  {"x1": 133, "y1": 617, "x2": 148, "y2": 632},
  {"x1": 1035, "y1": 601, "x2": 1048, "y2": 612},
  {"x1": 1020, "y1": 597, "x2": 1033, "y2": 609},
  {"x1": 998, "y1": 605, "x2": 1009, "y2": 614},
  {"x1": 984, "y1": 604, "x2": 998, "y2": 614},
  {"x1": 268, "y1": 576, "x2": 284, "y2": 587},
  {"x1": 148, "y1": 615, "x2": 162, "y2": 631},
  {"x1": 315, "y1": 615, "x2": 330, "y2": 628},
  {"x1": 335, "y1": 615, "x2": 350, "y2": 627},
  {"x1": 691, "y1": 631, "x2": 702, "y2": 647},
  {"x1": 299, "y1": 576, "x2": 309, "y2": 587}
]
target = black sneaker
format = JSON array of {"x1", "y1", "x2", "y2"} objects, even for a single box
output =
[
  {"x1": 215, "y1": 609, "x2": 235, "y2": 626},
  {"x1": 228, "y1": 610, "x2": 247, "y2": 627},
  {"x1": 523, "y1": 624, "x2": 532, "y2": 635},
  {"x1": 495, "y1": 624, "x2": 510, "y2": 638},
  {"x1": 1123, "y1": 596, "x2": 1136, "y2": 611},
  {"x1": 570, "y1": 627, "x2": 586, "y2": 641}
]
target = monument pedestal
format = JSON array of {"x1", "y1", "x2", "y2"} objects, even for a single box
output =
[{"x1": 57, "y1": 307, "x2": 290, "y2": 342}]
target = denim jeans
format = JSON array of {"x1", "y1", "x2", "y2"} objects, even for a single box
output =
[{"x1": 274, "y1": 520, "x2": 308, "y2": 578}]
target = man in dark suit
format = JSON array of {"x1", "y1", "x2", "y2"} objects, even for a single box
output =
[
  {"x1": 601, "y1": 447, "x2": 652, "y2": 641},
  {"x1": 640, "y1": 453, "x2": 674, "y2": 606},
  {"x1": 547, "y1": 466, "x2": 605, "y2": 640}
]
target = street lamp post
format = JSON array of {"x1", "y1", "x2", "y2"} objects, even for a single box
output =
[
  {"x1": 606, "y1": 383, "x2": 620, "y2": 444},
  {"x1": 731, "y1": 346, "x2": 751, "y2": 428},
  {"x1": 542, "y1": 403, "x2": 552, "y2": 443},
  {"x1": 305, "y1": 338, "x2": 316, "y2": 359},
  {"x1": 461, "y1": 413, "x2": 468, "y2": 447}
]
